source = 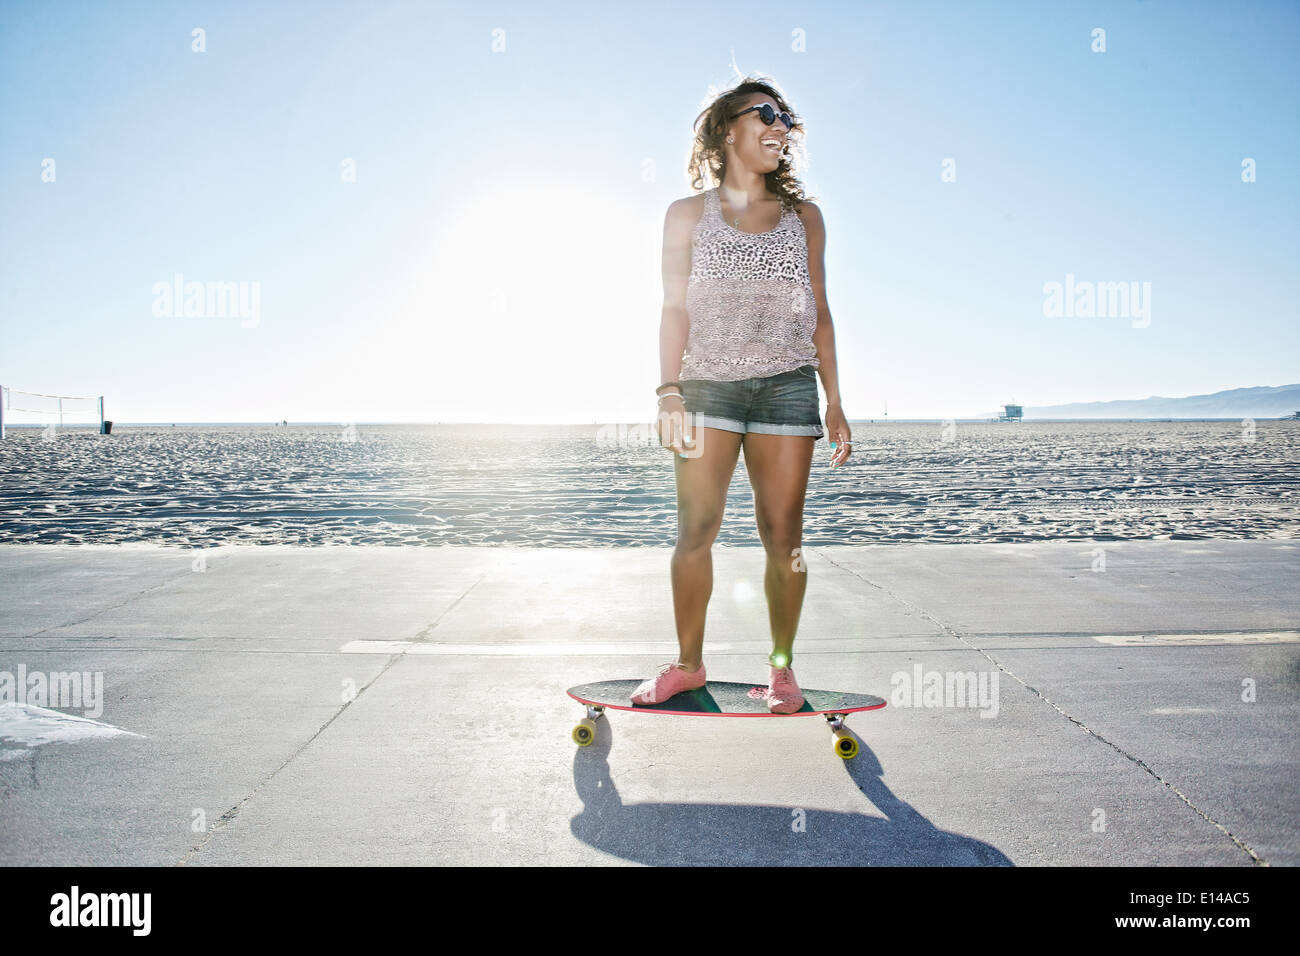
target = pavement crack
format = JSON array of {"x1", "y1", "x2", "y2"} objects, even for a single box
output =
[
  {"x1": 811, "y1": 547, "x2": 1269, "y2": 866},
  {"x1": 23, "y1": 569, "x2": 195, "y2": 639},
  {"x1": 409, "y1": 567, "x2": 494, "y2": 643},
  {"x1": 176, "y1": 648, "x2": 408, "y2": 866},
  {"x1": 175, "y1": 568, "x2": 496, "y2": 864}
]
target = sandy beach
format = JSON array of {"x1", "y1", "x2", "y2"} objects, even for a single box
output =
[{"x1": 1, "y1": 420, "x2": 1297, "y2": 547}]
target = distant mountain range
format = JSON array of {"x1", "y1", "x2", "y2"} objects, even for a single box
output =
[{"x1": 970, "y1": 384, "x2": 1300, "y2": 420}]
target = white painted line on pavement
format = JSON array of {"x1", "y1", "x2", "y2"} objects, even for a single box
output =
[
  {"x1": 1092, "y1": 631, "x2": 1299, "y2": 646},
  {"x1": 339, "y1": 640, "x2": 735, "y2": 656}
]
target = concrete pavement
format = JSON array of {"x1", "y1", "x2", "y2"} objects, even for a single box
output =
[{"x1": 0, "y1": 540, "x2": 1296, "y2": 865}]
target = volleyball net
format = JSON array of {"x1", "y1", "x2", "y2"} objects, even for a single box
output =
[{"x1": 0, "y1": 385, "x2": 106, "y2": 437}]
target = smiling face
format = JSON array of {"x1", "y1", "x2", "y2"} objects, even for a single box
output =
[{"x1": 725, "y1": 93, "x2": 791, "y2": 173}]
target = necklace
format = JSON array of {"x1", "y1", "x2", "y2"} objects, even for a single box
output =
[
  {"x1": 721, "y1": 193, "x2": 746, "y2": 227},
  {"x1": 720, "y1": 189, "x2": 773, "y2": 229},
  {"x1": 728, "y1": 205, "x2": 764, "y2": 229}
]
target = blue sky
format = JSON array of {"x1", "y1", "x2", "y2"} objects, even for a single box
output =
[{"x1": 1, "y1": 0, "x2": 1296, "y2": 423}]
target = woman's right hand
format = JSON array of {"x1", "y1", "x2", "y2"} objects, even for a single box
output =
[{"x1": 656, "y1": 395, "x2": 696, "y2": 457}]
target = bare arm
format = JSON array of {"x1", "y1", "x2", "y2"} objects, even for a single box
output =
[
  {"x1": 658, "y1": 197, "x2": 697, "y2": 387},
  {"x1": 799, "y1": 201, "x2": 842, "y2": 407}
]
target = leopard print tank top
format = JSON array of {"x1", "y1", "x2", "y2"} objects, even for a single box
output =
[{"x1": 678, "y1": 186, "x2": 820, "y2": 381}]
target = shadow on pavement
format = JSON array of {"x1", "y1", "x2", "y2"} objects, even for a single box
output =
[{"x1": 570, "y1": 720, "x2": 1011, "y2": 865}]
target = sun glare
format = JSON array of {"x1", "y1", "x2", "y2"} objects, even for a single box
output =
[{"x1": 379, "y1": 176, "x2": 661, "y2": 423}]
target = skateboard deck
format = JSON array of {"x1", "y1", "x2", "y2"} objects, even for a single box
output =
[{"x1": 566, "y1": 680, "x2": 886, "y2": 759}]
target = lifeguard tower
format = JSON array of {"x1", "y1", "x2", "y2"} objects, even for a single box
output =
[{"x1": 996, "y1": 403, "x2": 1023, "y2": 422}]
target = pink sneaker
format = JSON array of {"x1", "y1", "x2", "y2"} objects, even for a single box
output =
[
  {"x1": 767, "y1": 665, "x2": 804, "y2": 714},
  {"x1": 631, "y1": 661, "x2": 706, "y2": 705}
]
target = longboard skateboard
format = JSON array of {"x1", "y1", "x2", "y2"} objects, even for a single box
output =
[{"x1": 567, "y1": 680, "x2": 886, "y2": 759}]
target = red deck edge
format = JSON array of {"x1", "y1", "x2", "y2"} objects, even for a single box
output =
[{"x1": 566, "y1": 689, "x2": 887, "y2": 717}]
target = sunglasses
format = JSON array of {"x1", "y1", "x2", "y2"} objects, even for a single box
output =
[{"x1": 730, "y1": 103, "x2": 795, "y2": 131}]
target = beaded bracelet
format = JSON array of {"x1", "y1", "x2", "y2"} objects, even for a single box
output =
[
  {"x1": 655, "y1": 381, "x2": 682, "y2": 396},
  {"x1": 656, "y1": 391, "x2": 683, "y2": 403}
]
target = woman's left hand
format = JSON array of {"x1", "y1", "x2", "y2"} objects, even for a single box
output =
[{"x1": 825, "y1": 404, "x2": 852, "y2": 467}]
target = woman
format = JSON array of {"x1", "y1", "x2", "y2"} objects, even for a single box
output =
[{"x1": 635, "y1": 76, "x2": 852, "y2": 713}]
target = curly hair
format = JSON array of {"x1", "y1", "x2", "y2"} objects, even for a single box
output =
[{"x1": 687, "y1": 74, "x2": 814, "y2": 210}]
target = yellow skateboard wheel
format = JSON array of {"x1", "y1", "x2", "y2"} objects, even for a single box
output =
[
  {"x1": 572, "y1": 718, "x2": 596, "y2": 747},
  {"x1": 832, "y1": 728, "x2": 858, "y2": 759}
]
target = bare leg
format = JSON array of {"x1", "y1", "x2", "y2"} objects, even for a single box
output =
[
  {"x1": 670, "y1": 426, "x2": 743, "y2": 669},
  {"x1": 741, "y1": 433, "x2": 816, "y2": 665}
]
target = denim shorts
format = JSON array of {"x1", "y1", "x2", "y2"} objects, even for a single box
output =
[{"x1": 678, "y1": 364, "x2": 823, "y2": 438}]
